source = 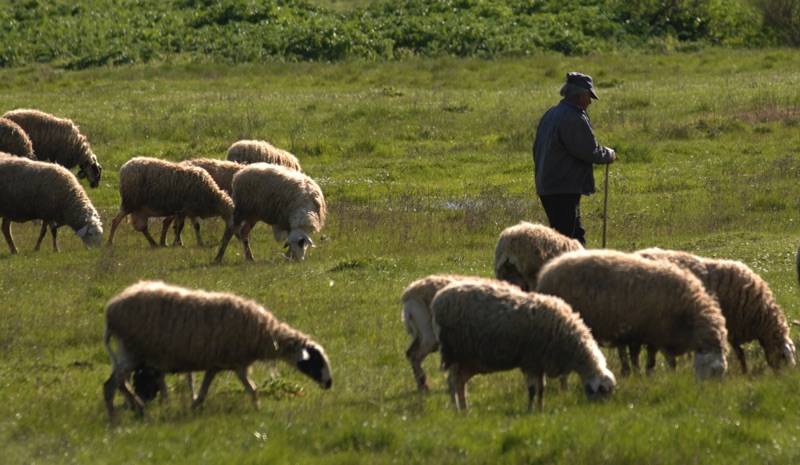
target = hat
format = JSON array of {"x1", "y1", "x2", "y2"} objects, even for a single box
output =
[{"x1": 566, "y1": 72, "x2": 598, "y2": 99}]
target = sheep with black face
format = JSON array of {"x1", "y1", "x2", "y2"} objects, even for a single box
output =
[{"x1": 103, "y1": 281, "x2": 332, "y2": 419}]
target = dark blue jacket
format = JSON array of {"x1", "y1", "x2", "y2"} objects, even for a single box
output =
[{"x1": 533, "y1": 100, "x2": 614, "y2": 196}]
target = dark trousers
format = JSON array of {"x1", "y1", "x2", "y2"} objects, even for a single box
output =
[{"x1": 539, "y1": 194, "x2": 586, "y2": 246}]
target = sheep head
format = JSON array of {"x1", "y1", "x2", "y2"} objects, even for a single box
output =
[
  {"x1": 292, "y1": 342, "x2": 332, "y2": 390},
  {"x1": 284, "y1": 229, "x2": 314, "y2": 261},
  {"x1": 583, "y1": 367, "x2": 615, "y2": 400},
  {"x1": 765, "y1": 336, "x2": 796, "y2": 370},
  {"x1": 78, "y1": 156, "x2": 102, "y2": 188},
  {"x1": 694, "y1": 350, "x2": 727, "y2": 380},
  {"x1": 77, "y1": 215, "x2": 104, "y2": 248}
]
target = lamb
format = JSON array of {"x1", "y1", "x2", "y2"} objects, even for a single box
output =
[
  {"x1": 636, "y1": 247, "x2": 796, "y2": 373},
  {"x1": 107, "y1": 157, "x2": 235, "y2": 248},
  {"x1": 536, "y1": 249, "x2": 729, "y2": 380},
  {"x1": 0, "y1": 117, "x2": 35, "y2": 159},
  {"x1": 2, "y1": 109, "x2": 102, "y2": 187},
  {"x1": 214, "y1": 163, "x2": 326, "y2": 262},
  {"x1": 401, "y1": 274, "x2": 492, "y2": 392},
  {"x1": 103, "y1": 280, "x2": 333, "y2": 419},
  {"x1": 158, "y1": 158, "x2": 244, "y2": 247},
  {"x1": 494, "y1": 221, "x2": 583, "y2": 291},
  {"x1": 430, "y1": 279, "x2": 616, "y2": 412},
  {"x1": 0, "y1": 155, "x2": 103, "y2": 253},
  {"x1": 227, "y1": 139, "x2": 302, "y2": 172}
]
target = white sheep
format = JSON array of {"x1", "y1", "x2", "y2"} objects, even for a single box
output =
[
  {"x1": 107, "y1": 157, "x2": 234, "y2": 248},
  {"x1": 431, "y1": 278, "x2": 615, "y2": 411},
  {"x1": 401, "y1": 274, "x2": 491, "y2": 392},
  {"x1": 103, "y1": 280, "x2": 333, "y2": 419},
  {"x1": 636, "y1": 247, "x2": 796, "y2": 373},
  {"x1": 0, "y1": 117, "x2": 34, "y2": 159},
  {"x1": 536, "y1": 249, "x2": 729, "y2": 380},
  {"x1": 227, "y1": 139, "x2": 302, "y2": 171},
  {"x1": 158, "y1": 158, "x2": 244, "y2": 247},
  {"x1": 2, "y1": 109, "x2": 102, "y2": 187},
  {"x1": 0, "y1": 155, "x2": 103, "y2": 253},
  {"x1": 494, "y1": 221, "x2": 583, "y2": 291},
  {"x1": 214, "y1": 163, "x2": 326, "y2": 262}
]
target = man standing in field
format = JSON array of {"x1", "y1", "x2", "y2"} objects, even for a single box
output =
[{"x1": 532, "y1": 72, "x2": 616, "y2": 246}]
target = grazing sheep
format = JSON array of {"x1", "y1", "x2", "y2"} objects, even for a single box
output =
[
  {"x1": 107, "y1": 157, "x2": 234, "y2": 248},
  {"x1": 227, "y1": 139, "x2": 302, "y2": 171},
  {"x1": 158, "y1": 158, "x2": 244, "y2": 247},
  {"x1": 431, "y1": 279, "x2": 615, "y2": 412},
  {"x1": 103, "y1": 281, "x2": 333, "y2": 418},
  {"x1": 2, "y1": 109, "x2": 102, "y2": 187},
  {"x1": 0, "y1": 155, "x2": 103, "y2": 253},
  {"x1": 536, "y1": 250, "x2": 729, "y2": 380},
  {"x1": 494, "y1": 221, "x2": 583, "y2": 291},
  {"x1": 636, "y1": 247, "x2": 796, "y2": 373},
  {"x1": 401, "y1": 274, "x2": 491, "y2": 392},
  {"x1": 0, "y1": 117, "x2": 34, "y2": 159},
  {"x1": 214, "y1": 163, "x2": 326, "y2": 262}
]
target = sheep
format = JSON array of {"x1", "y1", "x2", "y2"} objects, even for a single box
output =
[
  {"x1": 636, "y1": 247, "x2": 796, "y2": 373},
  {"x1": 430, "y1": 279, "x2": 616, "y2": 412},
  {"x1": 536, "y1": 249, "x2": 729, "y2": 380},
  {"x1": 494, "y1": 221, "x2": 583, "y2": 291},
  {"x1": 107, "y1": 157, "x2": 235, "y2": 248},
  {"x1": 401, "y1": 274, "x2": 492, "y2": 392},
  {"x1": 0, "y1": 155, "x2": 103, "y2": 253},
  {"x1": 158, "y1": 158, "x2": 244, "y2": 247},
  {"x1": 227, "y1": 139, "x2": 302, "y2": 172},
  {"x1": 2, "y1": 109, "x2": 102, "y2": 187},
  {"x1": 214, "y1": 163, "x2": 326, "y2": 262},
  {"x1": 103, "y1": 280, "x2": 333, "y2": 419},
  {"x1": 0, "y1": 117, "x2": 35, "y2": 159}
]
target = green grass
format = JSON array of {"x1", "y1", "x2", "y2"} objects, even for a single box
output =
[{"x1": 2, "y1": 49, "x2": 800, "y2": 464}]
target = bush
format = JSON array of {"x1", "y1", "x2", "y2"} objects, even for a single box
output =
[{"x1": 753, "y1": 0, "x2": 800, "y2": 45}]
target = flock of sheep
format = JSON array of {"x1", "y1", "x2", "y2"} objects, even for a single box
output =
[{"x1": 1, "y1": 109, "x2": 797, "y2": 420}]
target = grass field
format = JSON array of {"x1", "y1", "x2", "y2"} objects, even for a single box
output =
[{"x1": 2, "y1": 49, "x2": 800, "y2": 464}]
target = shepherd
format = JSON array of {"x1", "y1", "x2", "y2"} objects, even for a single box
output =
[{"x1": 532, "y1": 72, "x2": 616, "y2": 246}]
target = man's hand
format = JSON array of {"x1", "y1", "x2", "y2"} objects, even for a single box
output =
[{"x1": 606, "y1": 147, "x2": 616, "y2": 162}]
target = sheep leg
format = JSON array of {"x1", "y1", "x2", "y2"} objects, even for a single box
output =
[
  {"x1": 49, "y1": 223, "x2": 59, "y2": 252},
  {"x1": 191, "y1": 369, "x2": 219, "y2": 409},
  {"x1": 617, "y1": 346, "x2": 631, "y2": 377},
  {"x1": 107, "y1": 210, "x2": 128, "y2": 246},
  {"x1": 559, "y1": 375, "x2": 568, "y2": 390},
  {"x1": 34, "y1": 222, "x2": 48, "y2": 251},
  {"x1": 525, "y1": 372, "x2": 545, "y2": 413},
  {"x1": 2, "y1": 218, "x2": 18, "y2": 254},
  {"x1": 104, "y1": 367, "x2": 144, "y2": 419},
  {"x1": 405, "y1": 338, "x2": 427, "y2": 391},
  {"x1": 665, "y1": 353, "x2": 677, "y2": 370},
  {"x1": 733, "y1": 345, "x2": 747, "y2": 374},
  {"x1": 133, "y1": 218, "x2": 159, "y2": 248},
  {"x1": 240, "y1": 222, "x2": 254, "y2": 261},
  {"x1": 172, "y1": 216, "x2": 186, "y2": 247},
  {"x1": 447, "y1": 365, "x2": 471, "y2": 411},
  {"x1": 186, "y1": 373, "x2": 195, "y2": 398},
  {"x1": 645, "y1": 347, "x2": 657, "y2": 374},
  {"x1": 159, "y1": 216, "x2": 175, "y2": 247},
  {"x1": 191, "y1": 218, "x2": 203, "y2": 246},
  {"x1": 235, "y1": 367, "x2": 259, "y2": 408},
  {"x1": 629, "y1": 344, "x2": 642, "y2": 373},
  {"x1": 214, "y1": 225, "x2": 235, "y2": 263}
]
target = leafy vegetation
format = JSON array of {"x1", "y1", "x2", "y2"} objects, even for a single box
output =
[
  {"x1": 1, "y1": 49, "x2": 800, "y2": 464},
  {"x1": 0, "y1": 0, "x2": 780, "y2": 69}
]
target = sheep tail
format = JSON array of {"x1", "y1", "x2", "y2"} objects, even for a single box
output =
[{"x1": 103, "y1": 326, "x2": 118, "y2": 366}]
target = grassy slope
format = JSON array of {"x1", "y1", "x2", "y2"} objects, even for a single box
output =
[{"x1": 1, "y1": 49, "x2": 800, "y2": 464}]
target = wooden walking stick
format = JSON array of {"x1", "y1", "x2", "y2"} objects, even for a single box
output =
[{"x1": 602, "y1": 163, "x2": 609, "y2": 248}]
